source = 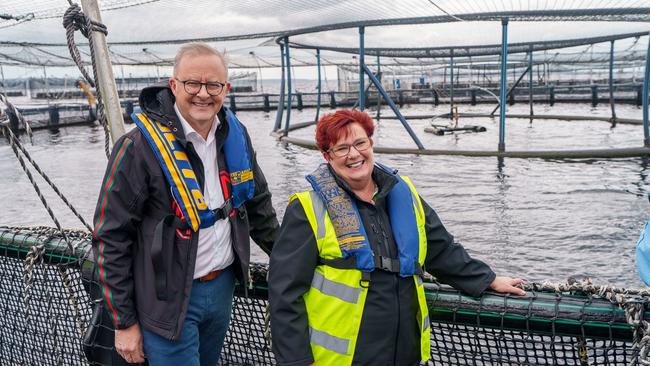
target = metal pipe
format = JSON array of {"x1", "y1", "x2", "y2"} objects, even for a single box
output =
[
  {"x1": 315, "y1": 48, "x2": 321, "y2": 123},
  {"x1": 283, "y1": 36, "x2": 293, "y2": 136},
  {"x1": 609, "y1": 40, "x2": 617, "y2": 121},
  {"x1": 363, "y1": 64, "x2": 424, "y2": 150},
  {"x1": 498, "y1": 17, "x2": 509, "y2": 152},
  {"x1": 273, "y1": 43, "x2": 286, "y2": 132},
  {"x1": 643, "y1": 33, "x2": 650, "y2": 147},
  {"x1": 491, "y1": 65, "x2": 529, "y2": 116},
  {"x1": 359, "y1": 26, "x2": 365, "y2": 111},
  {"x1": 80, "y1": 0, "x2": 126, "y2": 143},
  {"x1": 528, "y1": 46, "x2": 534, "y2": 117},
  {"x1": 376, "y1": 53, "x2": 382, "y2": 120},
  {"x1": 450, "y1": 49, "x2": 454, "y2": 118}
]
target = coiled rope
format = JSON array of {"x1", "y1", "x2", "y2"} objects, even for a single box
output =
[{"x1": 62, "y1": 1, "x2": 111, "y2": 159}]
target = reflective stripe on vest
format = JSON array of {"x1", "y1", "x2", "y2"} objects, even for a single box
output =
[
  {"x1": 291, "y1": 173, "x2": 431, "y2": 365},
  {"x1": 311, "y1": 271, "x2": 362, "y2": 304},
  {"x1": 309, "y1": 327, "x2": 350, "y2": 355}
]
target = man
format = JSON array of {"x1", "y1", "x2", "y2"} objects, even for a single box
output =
[{"x1": 92, "y1": 42, "x2": 278, "y2": 365}]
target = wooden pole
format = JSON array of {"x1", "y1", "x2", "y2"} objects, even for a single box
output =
[{"x1": 80, "y1": 0, "x2": 125, "y2": 143}]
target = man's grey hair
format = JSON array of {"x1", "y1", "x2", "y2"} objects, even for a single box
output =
[{"x1": 173, "y1": 42, "x2": 228, "y2": 78}]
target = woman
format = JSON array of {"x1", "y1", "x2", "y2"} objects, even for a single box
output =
[{"x1": 269, "y1": 109, "x2": 524, "y2": 366}]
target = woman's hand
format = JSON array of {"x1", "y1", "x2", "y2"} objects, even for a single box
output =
[{"x1": 489, "y1": 276, "x2": 526, "y2": 296}]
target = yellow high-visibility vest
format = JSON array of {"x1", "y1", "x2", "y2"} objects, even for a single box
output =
[{"x1": 291, "y1": 176, "x2": 430, "y2": 365}]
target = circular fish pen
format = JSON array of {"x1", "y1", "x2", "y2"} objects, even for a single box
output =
[{"x1": 268, "y1": 9, "x2": 650, "y2": 158}]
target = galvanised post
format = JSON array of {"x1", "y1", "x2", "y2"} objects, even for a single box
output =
[
  {"x1": 359, "y1": 26, "x2": 366, "y2": 111},
  {"x1": 498, "y1": 17, "x2": 509, "y2": 152},
  {"x1": 609, "y1": 40, "x2": 617, "y2": 122},
  {"x1": 529, "y1": 45, "x2": 534, "y2": 117},
  {"x1": 450, "y1": 49, "x2": 455, "y2": 118},
  {"x1": 643, "y1": 33, "x2": 650, "y2": 147},
  {"x1": 283, "y1": 36, "x2": 293, "y2": 136},
  {"x1": 273, "y1": 43, "x2": 286, "y2": 132},
  {"x1": 315, "y1": 48, "x2": 322, "y2": 123},
  {"x1": 376, "y1": 53, "x2": 382, "y2": 119}
]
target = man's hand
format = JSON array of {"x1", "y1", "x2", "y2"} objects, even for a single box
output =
[
  {"x1": 115, "y1": 323, "x2": 145, "y2": 364},
  {"x1": 489, "y1": 276, "x2": 526, "y2": 296}
]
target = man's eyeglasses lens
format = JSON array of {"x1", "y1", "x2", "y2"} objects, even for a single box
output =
[
  {"x1": 330, "y1": 139, "x2": 371, "y2": 158},
  {"x1": 181, "y1": 80, "x2": 225, "y2": 96}
]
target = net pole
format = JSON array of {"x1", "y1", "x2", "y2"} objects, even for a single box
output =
[
  {"x1": 80, "y1": 0, "x2": 125, "y2": 143},
  {"x1": 643, "y1": 33, "x2": 650, "y2": 147},
  {"x1": 359, "y1": 26, "x2": 365, "y2": 111},
  {"x1": 498, "y1": 18, "x2": 509, "y2": 152},
  {"x1": 283, "y1": 36, "x2": 293, "y2": 136},
  {"x1": 315, "y1": 48, "x2": 321, "y2": 123},
  {"x1": 609, "y1": 40, "x2": 617, "y2": 121},
  {"x1": 273, "y1": 43, "x2": 285, "y2": 132},
  {"x1": 529, "y1": 45, "x2": 534, "y2": 117},
  {"x1": 376, "y1": 53, "x2": 382, "y2": 120},
  {"x1": 450, "y1": 49, "x2": 455, "y2": 119}
]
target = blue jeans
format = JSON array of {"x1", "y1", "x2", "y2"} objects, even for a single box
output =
[{"x1": 141, "y1": 266, "x2": 235, "y2": 366}]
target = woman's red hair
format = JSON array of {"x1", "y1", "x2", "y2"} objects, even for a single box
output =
[{"x1": 315, "y1": 109, "x2": 375, "y2": 152}]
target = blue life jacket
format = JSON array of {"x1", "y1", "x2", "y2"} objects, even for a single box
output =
[
  {"x1": 637, "y1": 219, "x2": 650, "y2": 286},
  {"x1": 132, "y1": 108, "x2": 254, "y2": 232},
  {"x1": 305, "y1": 163, "x2": 423, "y2": 277}
]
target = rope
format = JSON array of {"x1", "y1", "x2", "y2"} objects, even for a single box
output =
[
  {"x1": 62, "y1": 3, "x2": 111, "y2": 159},
  {"x1": 1, "y1": 123, "x2": 93, "y2": 232},
  {"x1": 521, "y1": 278, "x2": 650, "y2": 364}
]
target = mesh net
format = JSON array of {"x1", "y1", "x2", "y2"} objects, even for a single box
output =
[{"x1": 0, "y1": 226, "x2": 645, "y2": 365}]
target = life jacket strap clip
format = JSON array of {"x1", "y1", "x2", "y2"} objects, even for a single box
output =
[{"x1": 212, "y1": 198, "x2": 234, "y2": 221}]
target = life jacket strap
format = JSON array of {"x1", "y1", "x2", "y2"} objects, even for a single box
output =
[
  {"x1": 319, "y1": 255, "x2": 423, "y2": 277},
  {"x1": 211, "y1": 198, "x2": 234, "y2": 221}
]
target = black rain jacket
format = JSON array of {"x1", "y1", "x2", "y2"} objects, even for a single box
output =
[
  {"x1": 269, "y1": 165, "x2": 495, "y2": 366},
  {"x1": 91, "y1": 84, "x2": 279, "y2": 340}
]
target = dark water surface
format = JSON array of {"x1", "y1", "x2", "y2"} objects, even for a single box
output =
[{"x1": 1, "y1": 103, "x2": 648, "y2": 287}]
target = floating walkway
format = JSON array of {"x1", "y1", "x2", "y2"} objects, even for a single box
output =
[{"x1": 278, "y1": 128, "x2": 650, "y2": 159}]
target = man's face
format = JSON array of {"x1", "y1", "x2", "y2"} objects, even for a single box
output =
[{"x1": 169, "y1": 53, "x2": 230, "y2": 131}]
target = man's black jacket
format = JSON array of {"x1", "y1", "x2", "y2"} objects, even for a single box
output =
[
  {"x1": 91, "y1": 84, "x2": 278, "y2": 340},
  {"x1": 268, "y1": 165, "x2": 495, "y2": 366}
]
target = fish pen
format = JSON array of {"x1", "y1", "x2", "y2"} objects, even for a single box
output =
[
  {"x1": 2, "y1": 1, "x2": 650, "y2": 365},
  {"x1": 0, "y1": 226, "x2": 648, "y2": 365}
]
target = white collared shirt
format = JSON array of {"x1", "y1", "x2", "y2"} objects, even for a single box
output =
[{"x1": 174, "y1": 104, "x2": 234, "y2": 279}]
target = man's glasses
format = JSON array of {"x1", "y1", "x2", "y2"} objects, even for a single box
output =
[
  {"x1": 328, "y1": 138, "x2": 371, "y2": 158},
  {"x1": 175, "y1": 79, "x2": 226, "y2": 96}
]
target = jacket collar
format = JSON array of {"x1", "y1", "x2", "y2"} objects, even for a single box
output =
[{"x1": 327, "y1": 163, "x2": 398, "y2": 202}]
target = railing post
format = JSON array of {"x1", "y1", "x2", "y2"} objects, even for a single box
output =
[
  {"x1": 528, "y1": 46, "x2": 534, "y2": 117},
  {"x1": 283, "y1": 36, "x2": 293, "y2": 136},
  {"x1": 498, "y1": 17, "x2": 509, "y2": 153},
  {"x1": 609, "y1": 40, "x2": 617, "y2": 121},
  {"x1": 315, "y1": 48, "x2": 322, "y2": 122},
  {"x1": 228, "y1": 94, "x2": 237, "y2": 114},
  {"x1": 359, "y1": 26, "x2": 365, "y2": 111},
  {"x1": 450, "y1": 49, "x2": 455, "y2": 119},
  {"x1": 642, "y1": 33, "x2": 650, "y2": 147},
  {"x1": 376, "y1": 53, "x2": 382, "y2": 120},
  {"x1": 273, "y1": 43, "x2": 285, "y2": 132}
]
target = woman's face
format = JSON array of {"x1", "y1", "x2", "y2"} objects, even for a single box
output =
[{"x1": 324, "y1": 122, "x2": 374, "y2": 189}]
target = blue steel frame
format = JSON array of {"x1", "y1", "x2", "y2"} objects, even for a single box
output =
[
  {"x1": 643, "y1": 33, "x2": 650, "y2": 147},
  {"x1": 529, "y1": 45, "x2": 534, "y2": 117},
  {"x1": 363, "y1": 64, "x2": 425, "y2": 149},
  {"x1": 609, "y1": 40, "x2": 617, "y2": 121},
  {"x1": 273, "y1": 43, "x2": 286, "y2": 132},
  {"x1": 284, "y1": 36, "x2": 293, "y2": 136},
  {"x1": 450, "y1": 49, "x2": 455, "y2": 118},
  {"x1": 498, "y1": 18, "x2": 509, "y2": 152},
  {"x1": 359, "y1": 26, "x2": 365, "y2": 111},
  {"x1": 315, "y1": 48, "x2": 322, "y2": 123}
]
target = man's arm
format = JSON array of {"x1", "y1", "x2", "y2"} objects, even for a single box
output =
[
  {"x1": 268, "y1": 199, "x2": 317, "y2": 366},
  {"x1": 92, "y1": 134, "x2": 148, "y2": 335},
  {"x1": 242, "y1": 130, "x2": 279, "y2": 254}
]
